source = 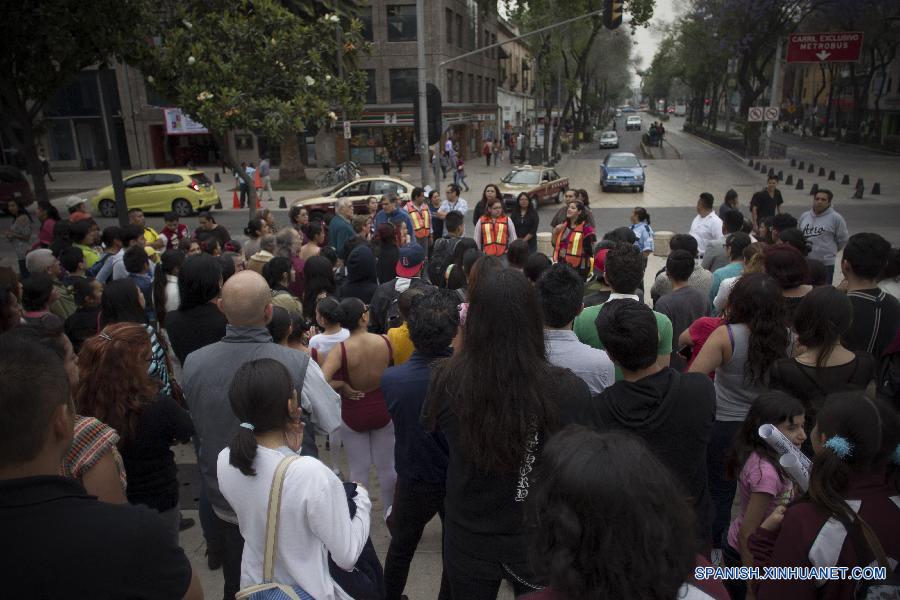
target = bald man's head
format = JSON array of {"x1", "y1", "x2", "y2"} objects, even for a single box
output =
[{"x1": 219, "y1": 270, "x2": 273, "y2": 327}]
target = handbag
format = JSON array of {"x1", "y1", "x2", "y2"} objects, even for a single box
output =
[{"x1": 235, "y1": 455, "x2": 314, "y2": 600}]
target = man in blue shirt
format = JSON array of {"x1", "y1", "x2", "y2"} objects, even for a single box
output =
[
  {"x1": 374, "y1": 191, "x2": 414, "y2": 244},
  {"x1": 381, "y1": 289, "x2": 456, "y2": 600},
  {"x1": 326, "y1": 197, "x2": 355, "y2": 257}
]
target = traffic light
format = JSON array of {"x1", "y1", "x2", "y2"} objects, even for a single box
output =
[
  {"x1": 604, "y1": 0, "x2": 623, "y2": 30},
  {"x1": 413, "y1": 83, "x2": 442, "y2": 146}
]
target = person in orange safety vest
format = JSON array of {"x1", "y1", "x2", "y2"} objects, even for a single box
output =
[
  {"x1": 404, "y1": 186, "x2": 432, "y2": 250},
  {"x1": 552, "y1": 200, "x2": 595, "y2": 278},
  {"x1": 474, "y1": 198, "x2": 517, "y2": 257}
]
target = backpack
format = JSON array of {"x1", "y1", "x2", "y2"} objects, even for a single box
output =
[
  {"x1": 876, "y1": 348, "x2": 900, "y2": 410},
  {"x1": 427, "y1": 236, "x2": 460, "y2": 287},
  {"x1": 385, "y1": 293, "x2": 403, "y2": 330},
  {"x1": 837, "y1": 512, "x2": 900, "y2": 600}
]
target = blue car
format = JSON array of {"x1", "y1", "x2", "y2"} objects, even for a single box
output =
[{"x1": 600, "y1": 152, "x2": 645, "y2": 193}]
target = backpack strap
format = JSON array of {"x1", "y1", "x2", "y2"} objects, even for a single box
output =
[
  {"x1": 381, "y1": 334, "x2": 394, "y2": 367},
  {"x1": 263, "y1": 454, "x2": 300, "y2": 583}
]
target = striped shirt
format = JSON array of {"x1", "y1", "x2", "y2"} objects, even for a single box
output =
[{"x1": 61, "y1": 416, "x2": 127, "y2": 492}]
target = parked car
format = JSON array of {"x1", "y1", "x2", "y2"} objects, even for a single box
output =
[
  {"x1": 625, "y1": 116, "x2": 642, "y2": 131},
  {"x1": 667, "y1": 106, "x2": 676, "y2": 114},
  {"x1": 498, "y1": 165, "x2": 569, "y2": 212},
  {"x1": 291, "y1": 176, "x2": 414, "y2": 222},
  {"x1": 0, "y1": 166, "x2": 34, "y2": 214},
  {"x1": 600, "y1": 152, "x2": 646, "y2": 193},
  {"x1": 622, "y1": 106, "x2": 636, "y2": 113},
  {"x1": 598, "y1": 131, "x2": 619, "y2": 149},
  {"x1": 91, "y1": 169, "x2": 219, "y2": 218}
]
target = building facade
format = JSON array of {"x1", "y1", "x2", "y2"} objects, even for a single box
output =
[{"x1": 496, "y1": 17, "x2": 536, "y2": 138}]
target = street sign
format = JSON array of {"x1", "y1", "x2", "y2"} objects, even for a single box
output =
[
  {"x1": 603, "y1": 0, "x2": 623, "y2": 30},
  {"x1": 786, "y1": 32, "x2": 863, "y2": 63},
  {"x1": 342, "y1": 121, "x2": 352, "y2": 139},
  {"x1": 764, "y1": 107, "x2": 780, "y2": 122},
  {"x1": 748, "y1": 107, "x2": 764, "y2": 122}
]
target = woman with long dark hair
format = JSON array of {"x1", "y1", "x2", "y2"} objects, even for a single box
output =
[
  {"x1": 4, "y1": 199, "x2": 33, "y2": 276},
  {"x1": 763, "y1": 243, "x2": 812, "y2": 324},
  {"x1": 299, "y1": 220, "x2": 325, "y2": 262},
  {"x1": 193, "y1": 211, "x2": 231, "y2": 249},
  {"x1": 769, "y1": 286, "x2": 877, "y2": 444},
  {"x1": 36, "y1": 200, "x2": 61, "y2": 248},
  {"x1": 722, "y1": 392, "x2": 806, "y2": 600},
  {"x1": 242, "y1": 218, "x2": 270, "y2": 260},
  {"x1": 551, "y1": 200, "x2": 594, "y2": 278},
  {"x1": 302, "y1": 255, "x2": 337, "y2": 322},
  {"x1": 373, "y1": 223, "x2": 399, "y2": 285},
  {"x1": 525, "y1": 427, "x2": 729, "y2": 600},
  {"x1": 444, "y1": 238, "x2": 479, "y2": 291},
  {"x1": 750, "y1": 393, "x2": 900, "y2": 599},
  {"x1": 423, "y1": 268, "x2": 592, "y2": 597},
  {"x1": 152, "y1": 249, "x2": 185, "y2": 329},
  {"x1": 217, "y1": 358, "x2": 372, "y2": 600},
  {"x1": 689, "y1": 272, "x2": 790, "y2": 550},
  {"x1": 101, "y1": 278, "x2": 173, "y2": 397},
  {"x1": 320, "y1": 298, "x2": 397, "y2": 517},
  {"x1": 510, "y1": 192, "x2": 539, "y2": 254},
  {"x1": 718, "y1": 188, "x2": 741, "y2": 220},
  {"x1": 471, "y1": 183, "x2": 502, "y2": 226},
  {"x1": 76, "y1": 322, "x2": 194, "y2": 541},
  {"x1": 164, "y1": 254, "x2": 226, "y2": 366}
]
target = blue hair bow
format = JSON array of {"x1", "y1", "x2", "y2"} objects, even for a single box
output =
[{"x1": 824, "y1": 435, "x2": 853, "y2": 459}]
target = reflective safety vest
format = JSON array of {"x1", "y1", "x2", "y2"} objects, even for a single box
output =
[
  {"x1": 553, "y1": 222, "x2": 586, "y2": 268},
  {"x1": 405, "y1": 201, "x2": 431, "y2": 238},
  {"x1": 480, "y1": 215, "x2": 510, "y2": 256}
]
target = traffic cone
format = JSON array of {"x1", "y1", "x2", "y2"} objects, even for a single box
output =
[
  {"x1": 254, "y1": 168, "x2": 262, "y2": 191},
  {"x1": 232, "y1": 190, "x2": 240, "y2": 209},
  {"x1": 256, "y1": 195, "x2": 261, "y2": 209}
]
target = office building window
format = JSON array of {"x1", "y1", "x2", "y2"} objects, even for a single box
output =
[
  {"x1": 477, "y1": 76, "x2": 483, "y2": 103},
  {"x1": 386, "y1": 5, "x2": 416, "y2": 42},
  {"x1": 360, "y1": 7, "x2": 373, "y2": 41},
  {"x1": 447, "y1": 71, "x2": 454, "y2": 102},
  {"x1": 469, "y1": 74, "x2": 475, "y2": 103},
  {"x1": 456, "y1": 70, "x2": 463, "y2": 104},
  {"x1": 364, "y1": 70, "x2": 377, "y2": 104},
  {"x1": 456, "y1": 14, "x2": 463, "y2": 49},
  {"x1": 389, "y1": 68, "x2": 417, "y2": 103},
  {"x1": 446, "y1": 9, "x2": 453, "y2": 46}
]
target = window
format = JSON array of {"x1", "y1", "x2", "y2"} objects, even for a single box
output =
[
  {"x1": 360, "y1": 7, "x2": 374, "y2": 41},
  {"x1": 389, "y1": 69, "x2": 417, "y2": 103},
  {"x1": 338, "y1": 181, "x2": 370, "y2": 197},
  {"x1": 456, "y1": 14, "x2": 463, "y2": 48},
  {"x1": 476, "y1": 76, "x2": 482, "y2": 103},
  {"x1": 469, "y1": 74, "x2": 475, "y2": 103},
  {"x1": 48, "y1": 120, "x2": 76, "y2": 161},
  {"x1": 364, "y1": 70, "x2": 377, "y2": 104},
  {"x1": 372, "y1": 180, "x2": 405, "y2": 196},
  {"x1": 125, "y1": 174, "x2": 154, "y2": 188},
  {"x1": 446, "y1": 9, "x2": 454, "y2": 45},
  {"x1": 447, "y1": 71, "x2": 454, "y2": 102},
  {"x1": 456, "y1": 71, "x2": 464, "y2": 103},
  {"x1": 386, "y1": 5, "x2": 416, "y2": 42},
  {"x1": 152, "y1": 174, "x2": 183, "y2": 185}
]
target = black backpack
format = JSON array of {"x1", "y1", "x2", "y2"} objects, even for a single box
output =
[
  {"x1": 877, "y1": 348, "x2": 900, "y2": 410},
  {"x1": 836, "y1": 512, "x2": 900, "y2": 600},
  {"x1": 427, "y1": 236, "x2": 460, "y2": 287}
]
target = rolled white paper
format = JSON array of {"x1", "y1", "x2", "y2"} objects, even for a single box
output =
[
  {"x1": 759, "y1": 424, "x2": 812, "y2": 489},
  {"x1": 779, "y1": 452, "x2": 810, "y2": 492}
]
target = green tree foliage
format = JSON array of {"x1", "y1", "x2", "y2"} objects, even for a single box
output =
[
  {"x1": 143, "y1": 0, "x2": 367, "y2": 216},
  {"x1": 0, "y1": 0, "x2": 154, "y2": 202}
]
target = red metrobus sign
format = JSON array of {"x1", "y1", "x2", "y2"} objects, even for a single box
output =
[{"x1": 786, "y1": 32, "x2": 863, "y2": 63}]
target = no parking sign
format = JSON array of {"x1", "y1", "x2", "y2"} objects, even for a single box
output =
[
  {"x1": 764, "y1": 107, "x2": 780, "y2": 122},
  {"x1": 748, "y1": 107, "x2": 764, "y2": 122}
]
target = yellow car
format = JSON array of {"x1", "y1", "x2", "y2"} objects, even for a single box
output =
[
  {"x1": 91, "y1": 169, "x2": 220, "y2": 218},
  {"x1": 292, "y1": 176, "x2": 415, "y2": 221}
]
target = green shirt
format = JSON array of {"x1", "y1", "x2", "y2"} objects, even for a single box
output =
[
  {"x1": 73, "y1": 243, "x2": 101, "y2": 269},
  {"x1": 573, "y1": 298, "x2": 673, "y2": 381}
]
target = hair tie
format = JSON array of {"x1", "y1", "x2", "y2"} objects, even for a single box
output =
[
  {"x1": 239, "y1": 422, "x2": 255, "y2": 432},
  {"x1": 893, "y1": 444, "x2": 900, "y2": 466},
  {"x1": 824, "y1": 435, "x2": 853, "y2": 459}
]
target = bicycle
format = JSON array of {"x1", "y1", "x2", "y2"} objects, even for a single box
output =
[{"x1": 314, "y1": 161, "x2": 368, "y2": 188}]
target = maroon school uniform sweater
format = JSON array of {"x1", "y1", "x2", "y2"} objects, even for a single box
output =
[{"x1": 750, "y1": 471, "x2": 900, "y2": 600}]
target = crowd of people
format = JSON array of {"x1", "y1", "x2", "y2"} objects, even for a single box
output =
[{"x1": 2, "y1": 177, "x2": 899, "y2": 600}]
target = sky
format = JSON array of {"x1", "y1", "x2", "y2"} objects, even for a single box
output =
[{"x1": 630, "y1": 0, "x2": 681, "y2": 86}]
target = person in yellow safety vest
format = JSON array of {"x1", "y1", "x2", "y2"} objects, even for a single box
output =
[
  {"x1": 404, "y1": 186, "x2": 432, "y2": 250},
  {"x1": 552, "y1": 201, "x2": 596, "y2": 279},
  {"x1": 474, "y1": 198, "x2": 517, "y2": 257}
]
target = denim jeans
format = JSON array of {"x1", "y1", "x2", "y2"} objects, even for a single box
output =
[
  {"x1": 707, "y1": 420, "x2": 742, "y2": 548},
  {"x1": 384, "y1": 479, "x2": 450, "y2": 600}
]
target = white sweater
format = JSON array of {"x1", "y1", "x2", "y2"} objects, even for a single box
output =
[{"x1": 218, "y1": 445, "x2": 371, "y2": 600}]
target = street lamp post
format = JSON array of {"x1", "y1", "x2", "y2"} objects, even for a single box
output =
[{"x1": 415, "y1": 0, "x2": 430, "y2": 187}]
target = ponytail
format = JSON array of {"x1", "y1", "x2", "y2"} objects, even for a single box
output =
[
  {"x1": 227, "y1": 358, "x2": 295, "y2": 477},
  {"x1": 337, "y1": 297, "x2": 366, "y2": 330}
]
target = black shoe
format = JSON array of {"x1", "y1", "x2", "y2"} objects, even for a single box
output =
[
  {"x1": 179, "y1": 516, "x2": 195, "y2": 532},
  {"x1": 206, "y1": 547, "x2": 223, "y2": 571}
]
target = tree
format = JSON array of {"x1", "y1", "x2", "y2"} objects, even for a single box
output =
[
  {"x1": 142, "y1": 0, "x2": 367, "y2": 218},
  {"x1": 0, "y1": 0, "x2": 153, "y2": 203}
]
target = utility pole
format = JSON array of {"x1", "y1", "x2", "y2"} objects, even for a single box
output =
[
  {"x1": 764, "y1": 40, "x2": 783, "y2": 158},
  {"x1": 416, "y1": 0, "x2": 430, "y2": 187},
  {"x1": 96, "y1": 66, "x2": 127, "y2": 227}
]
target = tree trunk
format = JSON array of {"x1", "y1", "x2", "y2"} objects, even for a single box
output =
[
  {"x1": 0, "y1": 93, "x2": 49, "y2": 204},
  {"x1": 211, "y1": 131, "x2": 257, "y2": 220},
  {"x1": 278, "y1": 132, "x2": 306, "y2": 180}
]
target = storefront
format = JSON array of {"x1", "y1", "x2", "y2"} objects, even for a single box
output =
[
  {"x1": 148, "y1": 108, "x2": 221, "y2": 168},
  {"x1": 347, "y1": 124, "x2": 416, "y2": 165}
]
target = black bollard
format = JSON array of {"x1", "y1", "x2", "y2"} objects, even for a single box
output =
[
  {"x1": 809, "y1": 183, "x2": 819, "y2": 196},
  {"x1": 795, "y1": 178, "x2": 804, "y2": 190},
  {"x1": 748, "y1": 159, "x2": 754, "y2": 167},
  {"x1": 798, "y1": 160, "x2": 805, "y2": 170},
  {"x1": 840, "y1": 174, "x2": 850, "y2": 185},
  {"x1": 808, "y1": 163, "x2": 814, "y2": 173},
  {"x1": 853, "y1": 180, "x2": 864, "y2": 199},
  {"x1": 790, "y1": 158, "x2": 797, "y2": 167},
  {"x1": 278, "y1": 196, "x2": 287, "y2": 209},
  {"x1": 828, "y1": 170, "x2": 836, "y2": 181},
  {"x1": 214, "y1": 173, "x2": 221, "y2": 183},
  {"x1": 872, "y1": 182, "x2": 881, "y2": 195},
  {"x1": 215, "y1": 197, "x2": 223, "y2": 209},
  {"x1": 768, "y1": 168, "x2": 776, "y2": 178},
  {"x1": 819, "y1": 167, "x2": 826, "y2": 176},
  {"x1": 777, "y1": 170, "x2": 784, "y2": 181},
  {"x1": 786, "y1": 174, "x2": 794, "y2": 185}
]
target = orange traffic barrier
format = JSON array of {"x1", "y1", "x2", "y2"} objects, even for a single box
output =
[{"x1": 232, "y1": 190, "x2": 240, "y2": 209}]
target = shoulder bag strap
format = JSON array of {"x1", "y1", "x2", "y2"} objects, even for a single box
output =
[
  {"x1": 382, "y1": 334, "x2": 394, "y2": 366},
  {"x1": 262, "y1": 454, "x2": 300, "y2": 583}
]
